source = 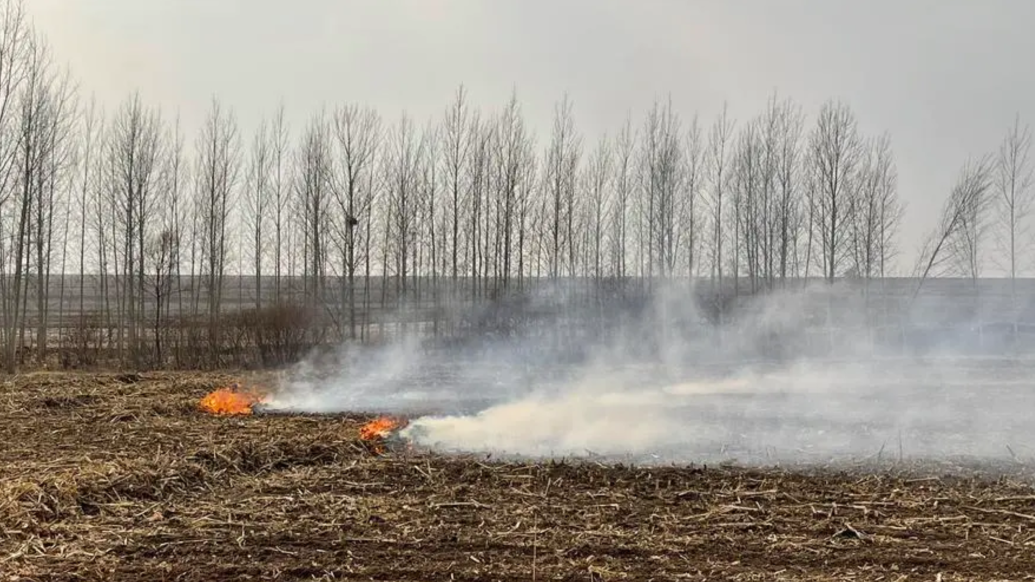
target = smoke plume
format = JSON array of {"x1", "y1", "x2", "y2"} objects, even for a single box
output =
[{"x1": 265, "y1": 280, "x2": 1035, "y2": 466}]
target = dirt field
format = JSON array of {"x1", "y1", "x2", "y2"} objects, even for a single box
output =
[{"x1": 2, "y1": 372, "x2": 1035, "y2": 580}]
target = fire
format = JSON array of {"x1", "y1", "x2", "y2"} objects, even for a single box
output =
[
  {"x1": 359, "y1": 416, "x2": 409, "y2": 454},
  {"x1": 199, "y1": 383, "x2": 266, "y2": 416},
  {"x1": 359, "y1": 416, "x2": 407, "y2": 441}
]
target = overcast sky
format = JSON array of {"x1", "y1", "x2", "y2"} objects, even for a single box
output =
[{"x1": 21, "y1": 0, "x2": 1035, "y2": 274}]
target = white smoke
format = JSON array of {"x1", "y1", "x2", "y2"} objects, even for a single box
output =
[{"x1": 265, "y1": 280, "x2": 1035, "y2": 466}]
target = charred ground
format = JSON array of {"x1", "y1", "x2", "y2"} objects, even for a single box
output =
[{"x1": 2, "y1": 372, "x2": 1035, "y2": 580}]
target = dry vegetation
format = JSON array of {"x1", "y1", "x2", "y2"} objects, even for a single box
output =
[{"x1": 0, "y1": 372, "x2": 1033, "y2": 580}]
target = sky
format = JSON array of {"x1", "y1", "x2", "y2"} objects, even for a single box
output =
[{"x1": 21, "y1": 0, "x2": 1035, "y2": 275}]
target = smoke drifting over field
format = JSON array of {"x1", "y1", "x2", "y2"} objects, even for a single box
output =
[{"x1": 265, "y1": 281, "x2": 1035, "y2": 466}]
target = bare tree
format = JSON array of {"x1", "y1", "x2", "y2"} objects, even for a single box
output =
[
  {"x1": 0, "y1": 26, "x2": 42, "y2": 369},
  {"x1": 773, "y1": 97, "x2": 805, "y2": 281},
  {"x1": 851, "y1": 133, "x2": 902, "y2": 279},
  {"x1": 875, "y1": 149, "x2": 903, "y2": 280},
  {"x1": 159, "y1": 112, "x2": 187, "y2": 361},
  {"x1": 89, "y1": 111, "x2": 114, "y2": 349},
  {"x1": 483, "y1": 114, "x2": 502, "y2": 294},
  {"x1": 74, "y1": 95, "x2": 100, "y2": 327},
  {"x1": 912, "y1": 156, "x2": 994, "y2": 298},
  {"x1": 515, "y1": 132, "x2": 538, "y2": 288},
  {"x1": 638, "y1": 97, "x2": 684, "y2": 281},
  {"x1": 705, "y1": 103, "x2": 734, "y2": 287},
  {"x1": 993, "y1": 114, "x2": 1034, "y2": 296},
  {"x1": 331, "y1": 103, "x2": 380, "y2": 339},
  {"x1": 245, "y1": 117, "x2": 271, "y2": 310},
  {"x1": 194, "y1": 97, "x2": 241, "y2": 354},
  {"x1": 607, "y1": 115, "x2": 634, "y2": 278},
  {"x1": 145, "y1": 228, "x2": 176, "y2": 364},
  {"x1": 358, "y1": 134, "x2": 381, "y2": 341},
  {"x1": 0, "y1": 0, "x2": 30, "y2": 369},
  {"x1": 442, "y1": 85, "x2": 472, "y2": 285},
  {"x1": 491, "y1": 92, "x2": 530, "y2": 289},
  {"x1": 582, "y1": 133, "x2": 612, "y2": 282},
  {"x1": 36, "y1": 63, "x2": 76, "y2": 361},
  {"x1": 545, "y1": 94, "x2": 581, "y2": 279},
  {"x1": 756, "y1": 96, "x2": 781, "y2": 288},
  {"x1": 731, "y1": 122, "x2": 761, "y2": 291},
  {"x1": 20, "y1": 35, "x2": 77, "y2": 362},
  {"x1": 682, "y1": 115, "x2": 703, "y2": 278},
  {"x1": 420, "y1": 119, "x2": 442, "y2": 321},
  {"x1": 269, "y1": 103, "x2": 289, "y2": 304},
  {"x1": 465, "y1": 113, "x2": 488, "y2": 299},
  {"x1": 808, "y1": 99, "x2": 863, "y2": 282},
  {"x1": 385, "y1": 113, "x2": 425, "y2": 299},
  {"x1": 99, "y1": 92, "x2": 163, "y2": 366},
  {"x1": 0, "y1": 0, "x2": 26, "y2": 203},
  {"x1": 948, "y1": 161, "x2": 992, "y2": 281},
  {"x1": 293, "y1": 111, "x2": 332, "y2": 309}
]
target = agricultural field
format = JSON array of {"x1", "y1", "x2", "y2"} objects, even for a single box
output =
[{"x1": 2, "y1": 372, "x2": 1035, "y2": 580}]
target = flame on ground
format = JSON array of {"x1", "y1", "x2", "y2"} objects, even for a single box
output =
[
  {"x1": 199, "y1": 384, "x2": 267, "y2": 415},
  {"x1": 359, "y1": 416, "x2": 408, "y2": 441}
]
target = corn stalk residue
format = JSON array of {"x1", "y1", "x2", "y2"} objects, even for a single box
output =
[{"x1": 199, "y1": 384, "x2": 266, "y2": 416}]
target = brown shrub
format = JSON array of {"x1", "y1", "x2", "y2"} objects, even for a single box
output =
[
  {"x1": 233, "y1": 302, "x2": 318, "y2": 367},
  {"x1": 61, "y1": 312, "x2": 107, "y2": 369}
]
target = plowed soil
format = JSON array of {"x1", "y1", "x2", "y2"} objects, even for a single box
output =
[{"x1": 2, "y1": 372, "x2": 1035, "y2": 581}]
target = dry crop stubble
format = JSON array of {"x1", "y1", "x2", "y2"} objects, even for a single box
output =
[{"x1": 0, "y1": 372, "x2": 1035, "y2": 580}]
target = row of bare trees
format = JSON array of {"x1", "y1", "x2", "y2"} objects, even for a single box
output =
[{"x1": 0, "y1": 0, "x2": 1032, "y2": 370}]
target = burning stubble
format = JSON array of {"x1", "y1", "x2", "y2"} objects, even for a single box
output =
[
  {"x1": 199, "y1": 384, "x2": 267, "y2": 416},
  {"x1": 264, "y1": 283, "x2": 1035, "y2": 467}
]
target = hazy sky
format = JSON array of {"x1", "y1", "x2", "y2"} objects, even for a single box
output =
[{"x1": 21, "y1": 0, "x2": 1035, "y2": 274}]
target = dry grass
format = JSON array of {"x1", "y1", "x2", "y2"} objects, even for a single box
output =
[{"x1": 1, "y1": 372, "x2": 1035, "y2": 580}]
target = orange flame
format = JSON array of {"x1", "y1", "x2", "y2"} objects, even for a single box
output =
[
  {"x1": 199, "y1": 384, "x2": 266, "y2": 416},
  {"x1": 359, "y1": 416, "x2": 408, "y2": 442}
]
